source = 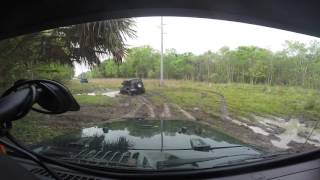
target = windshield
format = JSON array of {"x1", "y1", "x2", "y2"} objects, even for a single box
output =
[{"x1": 1, "y1": 16, "x2": 320, "y2": 171}]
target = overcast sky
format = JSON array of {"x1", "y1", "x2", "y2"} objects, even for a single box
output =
[{"x1": 75, "y1": 16, "x2": 320, "y2": 76}]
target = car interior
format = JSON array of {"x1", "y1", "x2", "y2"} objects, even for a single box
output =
[{"x1": 1, "y1": 0, "x2": 320, "y2": 179}]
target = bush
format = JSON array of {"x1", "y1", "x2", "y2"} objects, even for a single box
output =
[{"x1": 34, "y1": 63, "x2": 74, "y2": 83}]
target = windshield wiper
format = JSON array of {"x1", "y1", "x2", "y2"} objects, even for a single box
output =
[
  {"x1": 157, "y1": 151, "x2": 294, "y2": 169},
  {"x1": 214, "y1": 151, "x2": 294, "y2": 167},
  {"x1": 128, "y1": 145, "x2": 244, "y2": 151},
  {"x1": 156, "y1": 154, "x2": 258, "y2": 169}
]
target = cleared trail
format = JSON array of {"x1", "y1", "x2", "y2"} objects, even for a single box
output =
[
  {"x1": 160, "y1": 103, "x2": 172, "y2": 118},
  {"x1": 170, "y1": 103, "x2": 196, "y2": 120}
]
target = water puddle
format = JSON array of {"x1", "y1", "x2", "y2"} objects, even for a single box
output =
[
  {"x1": 102, "y1": 91, "x2": 120, "y2": 98},
  {"x1": 231, "y1": 119, "x2": 270, "y2": 136},
  {"x1": 232, "y1": 115, "x2": 320, "y2": 149},
  {"x1": 260, "y1": 118, "x2": 320, "y2": 149},
  {"x1": 266, "y1": 118, "x2": 307, "y2": 149},
  {"x1": 77, "y1": 90, "x2": 120, "y2": 98}
]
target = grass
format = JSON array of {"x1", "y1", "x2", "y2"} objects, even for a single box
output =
[
  {"x1": 212, "y1": 84, "x2": 320, "y2": 119},
  {"x1": 11, "y1": 113, "x2": 66, "y2": 145},
  {"x1": 66, "y1": 78, "x2": 320, "y2": 119},
  {"x1": 161, "y1": 88, "x2": 221, "y2": 114}
]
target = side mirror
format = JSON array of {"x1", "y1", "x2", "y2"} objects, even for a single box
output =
[
  {"x1": 36, "y1": 80, "x2": 80, "y2": 113},
  {"x1": 0, "y1": 80, "x2": 79, "y2": 122},
  {"x1": 0, "y1": 79, "x2": 79, "y2": 136}
]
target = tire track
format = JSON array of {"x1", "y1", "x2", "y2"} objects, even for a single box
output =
[
  {"x1": 209, "y1": 91, "x2": 231, "y2": 121},
  {"x1": 160, "y1": 103, "x2": 171, "y2": 118},
  {"x1": 139, "y1": 96, "x2": 156, "y2": 118},
  {"x1": 123, "y1": 96, "x2": 156, "y2": 118},
  {"x1": 145, "y1": 91, "x2": 197, "y2": 120},
  {"x1": 150, "y1": 89, "x2": 230, "y2": 121},
  {"x1": 123, "y1": 92, "x2": 199, "y2": 120},
  {"x1": 123, "y1": 97, "x2": 144, "y2": 118},
  {"x1": 171, "y1": 103, "x2": 196, "y2": 121}
]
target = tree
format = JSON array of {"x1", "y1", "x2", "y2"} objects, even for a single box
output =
[
  {"x1": 0, "y1": 19, "x2": 136, "y2": 87},
  {"x1": 283, "y1": 41, "x2": 308, "y2": 86},
  {"x1": 61, "y1": 19, "x2": 136, "y2": 66},
  {"x1": 87, "y1": 40, "x2": 320, "y2": 90},
  {"x1": 124, "y1": 46, "x2": 160, "y2": 78}
]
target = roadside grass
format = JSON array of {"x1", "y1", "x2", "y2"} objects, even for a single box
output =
[
  {"x1": 212, "y1": 84, "x2": 320, "y2": 119},
  {"x1": 161, "y1": 88, "x2": 221, "y2": 114},
  {"x1": 11, "y1": 113, "x2": 66, "y2": 145}
]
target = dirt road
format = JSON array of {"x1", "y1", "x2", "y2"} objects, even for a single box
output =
[{"x1": 123, "y1": 95, "x2": 196, "y2": 120}]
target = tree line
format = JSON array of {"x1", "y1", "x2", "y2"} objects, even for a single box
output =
[{"x1": 86, "y1": 40, "x2": 320, "y2": 89}]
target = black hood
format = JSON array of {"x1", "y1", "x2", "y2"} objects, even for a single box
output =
[{"x1": 32, "y1": 119, "x2": 261, "y2": 170}]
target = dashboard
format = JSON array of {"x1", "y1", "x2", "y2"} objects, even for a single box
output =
[{"x1": 1, "y1": 154, "x2": 320, "y2": 180}]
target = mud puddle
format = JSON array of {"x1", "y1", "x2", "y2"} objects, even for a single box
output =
[{"x1": 230, "y1": 115, "x2": 320, "y2": 149}]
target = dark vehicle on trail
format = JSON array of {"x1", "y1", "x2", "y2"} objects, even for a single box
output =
[
  {"x1": 80, "y1": 78, "x2": 88, "y2": 83},
  {"x1": 120, "y1": 78, "x2": 145, "y2": 95}
]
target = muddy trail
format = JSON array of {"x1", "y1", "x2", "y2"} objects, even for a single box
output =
[
  {"x1": 41, "y1": 92, "x2": 197, "y2": 130},
  {"x1": 123, "y1": 94, "x2": 196, "y2": 121},
  {"x1": 38, "y1": 90, "x2": 320, "y2": 153}
]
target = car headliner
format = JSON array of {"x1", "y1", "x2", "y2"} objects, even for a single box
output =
[{"x1": 0, "y1": 0, "x2": 320, "y2": 40}]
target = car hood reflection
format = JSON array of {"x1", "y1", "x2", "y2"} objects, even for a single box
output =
[{"x1": 32, "y1": 119, "x2": 261, "y2": 170}]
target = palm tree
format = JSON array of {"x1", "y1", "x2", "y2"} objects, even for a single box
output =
[
  {"x1": 61, "y1": 19, "x2": 136, "y2": 66},
  {"x1": 0, "y1": 18, "x2": 136, "y2": 86},
  {"x1": 1, "y1": 18, "x2": 136, "y2": 66}
]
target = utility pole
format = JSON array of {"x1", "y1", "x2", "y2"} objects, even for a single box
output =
[
  {"x1": 160, "y1": 16, "x2": 164, "y2": 86},
  {"x1": 160, "y1": 119, "x2": 163, "y2": 152}
]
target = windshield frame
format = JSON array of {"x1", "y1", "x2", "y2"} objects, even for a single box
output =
[{"x1": 2, "y1": 1, "x2": 320, "y2": 177}]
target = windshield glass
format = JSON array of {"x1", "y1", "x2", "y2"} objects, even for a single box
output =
[{"x1": 2, "y1": 16, "x2": 320, "y2": 171}]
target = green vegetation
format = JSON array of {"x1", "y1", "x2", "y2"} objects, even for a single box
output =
[
  {"x1": 161, "y1": 88, "x2": 220, "y2": 114},
  {"x1": 0, "y1": 19, "x2": 136, "y2": 88},
  {"x1": 83, "y1": 41, "x2": 320, "y2": 120},
  {"x1": 9, "y1": 78, "x2": 320, "y2": 146},
  {"x1": 88, "y1": 41, "x2": 320, "y2": 89},
  {"x1": 33, "y1": 63, "x2": 74, "y2": 83},
  {"x1": 67, "y1": 79, "x2": 320, "y2": 119},
  {"x1": 157, "y1": 82, "x2": 320, "y2": 119},
  {"x1": 213, "y1": 84, "x2": 320, "y2": 118},
  {"x1": 0, "y1": 19, "x2": 136, "y2": 145},
  {"x1": 87, "y1": 46, "x2": 160, "y2": 78},
  {"x1": 11, "y1": 114, "x2": 66, "y2": 145}
]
